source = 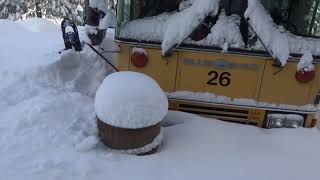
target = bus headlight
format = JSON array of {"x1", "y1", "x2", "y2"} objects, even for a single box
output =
[
  {"x1": 267, "y1": 116, "x2": 285, "y2": 128},
  {"x1": 284, "y1": 115, "x2": 304, "y2": 128},
  {"x1": 267, "y1": 114, "x2": 304, "y2": 129}
]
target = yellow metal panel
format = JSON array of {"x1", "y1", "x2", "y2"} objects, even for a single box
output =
[
  {"x1": 258, "y1": 60, "x2": 315, "y2": 106},
  {"x1": 304, "y1": 114, "x2": 316, "y2": 128},
  {"x1": 307, "y1": 64, "x2": 320, "y2": 104},
  {"x1": 116, "y1": 44, "x2": 130, "y2": 70},
  {"x1": 129, "y1": 48, "x2": 178, "y2": 92},
  {"x1": 176, "y1": 51, "x2": 266, "y2": 99},
  {"x1": 248, "y1": 109, "x2": 266, "y2": 127}
]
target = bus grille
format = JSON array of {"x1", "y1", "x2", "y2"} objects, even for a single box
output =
[{"x1": 170, "y1": 100, "x2": 257, "y2": 126}]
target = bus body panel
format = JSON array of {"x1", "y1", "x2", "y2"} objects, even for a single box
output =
[
  {"x1": 176, "y1": 51, "x2": 266, "y2": 100},
  {"x1": 128, "y1": 47, "x2": 178, "y2": 92},
  {"x1": 258, "y1": 60, "x2": 316, "y2": 106},
  {"x1": 115, "y1": 42, "x2": 318, "y2": 128},
  {"x1": 307, "y1": 64, "x2": 320, "y2": 104}
]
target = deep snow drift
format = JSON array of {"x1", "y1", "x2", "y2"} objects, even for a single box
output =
[{"x1": 1, "y1": 18, "x2": 320, "y2": 180}]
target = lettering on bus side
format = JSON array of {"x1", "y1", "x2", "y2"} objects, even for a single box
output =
[
  {"x1": 183, "y1": 58, "x2": 260, "y2": 71},
  {"x1": 183, "y1": 58, "x2": 261, "y2": 87}
]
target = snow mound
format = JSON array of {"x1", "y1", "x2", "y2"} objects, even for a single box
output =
[
  {"x1": 18, "y1": 18, "x2": 60, "y2": 32},
  {"x1": 0, "y1": 19, "x2": 27, "y2": 33},
  {"x1": 94, "y1": 72, "x2": 168, "y2": 129},
  {"x1": 36, "y1": 48, "x2": 109, "y2": 97},
  {"x1": 245, "y1": 0, "x2": 290, "y2": 66}
]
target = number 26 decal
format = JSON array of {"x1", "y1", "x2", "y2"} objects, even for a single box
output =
[{"x1": 207, "y1": 71, "x2": 231, "y2": 87}]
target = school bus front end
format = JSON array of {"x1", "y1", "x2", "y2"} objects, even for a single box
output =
[
  {"x1": 115, "y1": 42, "x2": 319, "y2": 128},
  {"x1": 114, "y1": 0, "x2": 320, "y2": 128}
]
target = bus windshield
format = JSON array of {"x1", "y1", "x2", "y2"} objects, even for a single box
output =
[
  {"x1": 116, "y1": 0, "x2": 320, "y2": 43},
  {"x1": 116, "y1": 0, "x2": 180, "y2": 34},
  {"x1": 261, "y1": 0, "x2": 320, "y2": 37}
]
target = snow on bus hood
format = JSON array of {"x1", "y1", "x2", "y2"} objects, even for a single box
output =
[
  {"x1": 184, "y1": 12, "x2": 245, "y2": 50},
  {"x1": 161, "y1": 0, "x2": 220, "y2": 55},
  {"x1": 120, "y1": 7, "x2": 243, "y2": 51},
  {"x1": 120, "y1": 0, "x2": 221, "y2": 55}
]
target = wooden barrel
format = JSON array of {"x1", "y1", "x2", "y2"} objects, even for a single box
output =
[{"x1": 97, "y1": 117, "x2": 161, "y2": 154}]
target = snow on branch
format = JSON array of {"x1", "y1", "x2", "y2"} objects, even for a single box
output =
[
  {"x1": 161, "y1": 0, "x2": 220, "y2": 55},
  {"x1": 245, "y1": 0, "x2": 290, "y2": 66}
]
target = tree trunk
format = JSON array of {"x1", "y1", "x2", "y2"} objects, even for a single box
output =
[
  {"x1": 308, "y1": 0, "x2": 320, "y2": 35},
  {"x1": 35, "y1": 2, "x2": 42, "y2": 18}
]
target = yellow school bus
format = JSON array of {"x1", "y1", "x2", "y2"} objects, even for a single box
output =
[{"x1": 111, "y1": 0, "x2": 320, "y2": 129}]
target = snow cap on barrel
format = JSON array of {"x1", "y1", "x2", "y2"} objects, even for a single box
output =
[{"x1": 94, "y1": 71, "x2": 168, "y2": 129}]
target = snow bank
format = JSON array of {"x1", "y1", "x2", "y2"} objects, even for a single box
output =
[
  {"x1": 245, "y1": 0, "x2": 289, "y2": 66},
  {"x1": 0, "y1": 20, "x2": 62, "y2": 72},
  {"x1": 0, "y1": 19, "x2": 27, "y2": 33},
  {"x1": 18, "y1": 18, "x2": 60, "y2": 32},
  {"x1": 161, "y1": 0, "x2": 220, "y2": 55},
  {"x1": 94, "y1": 72, "x2": 168, "y2": 129}
]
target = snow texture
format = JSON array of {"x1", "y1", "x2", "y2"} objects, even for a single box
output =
[
  {"x1": 167, "y1": 91, "x2": 318, "y2": 112},
  {"x1": 85, "y1": 24, "x2": 98, "y2": 36},
  {"x1": 179, "y1": 0, "x2": 193, "y2": 11},
  {"x1": 287, "y1": 33, "x2": 320, "y2": 56},
  {"x1": 98, "y1": 10, "x2": 116, "y2": 29},
  {"x1": 0, "y1": 0, "x2": 85, "y2": 24},
  {"x1": 76, "y1": 4, "x2": 84, "y2": 12},
  {"x1": 120, "y1": 10, "x2": 244, "y2": 51},
  {"x1": 161, "y1": 0, "x2": 220, "y2": 55},
  {"x1": 132, "y1": 47, "x2": 147, "y2": 56},
  {"x1": 245, "y1": 0, "x2": 290, "y2": 66},
  {"x1": 65, "y1": 26, "x2": 74, "y2": 33},
  {"x1": 186, "y1": 12, "x2": 245, "y2": 50},
  {"x1": 89, "y1": 0, "x2": 108, "y2": 13},
  {"x1": 18, "y1": 18, "x2": 60, "y2": 32},
  {"x1": 94, "y1": 72, "x2": 169, "y2": 129},
  {"x1": 120, "y1": 12, "x2": 172, "y2": 42},
  {"x1": 298, "y1": 51, "x2": 315, "y2": 71}
]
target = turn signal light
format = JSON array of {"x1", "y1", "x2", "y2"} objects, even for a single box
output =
[
  {"x1": 131, "y1": 48, "x2": 148, "y2": 68},
  {"x1": 295, "y1": 70, "x2": 315, "y2": 83}
]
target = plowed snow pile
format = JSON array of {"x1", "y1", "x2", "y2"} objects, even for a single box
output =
[{"x1": 1, "y1": 18, "x2": 320, "y2": 180}]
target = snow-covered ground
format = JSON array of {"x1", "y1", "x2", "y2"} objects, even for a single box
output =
[{"x1": 1, "y1": 18, "x2": 320, "y2": 180}]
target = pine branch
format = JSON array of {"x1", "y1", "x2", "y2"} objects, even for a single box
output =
[{"x1": 0, "y1": 0, "x2": 8, "y2": 13}]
